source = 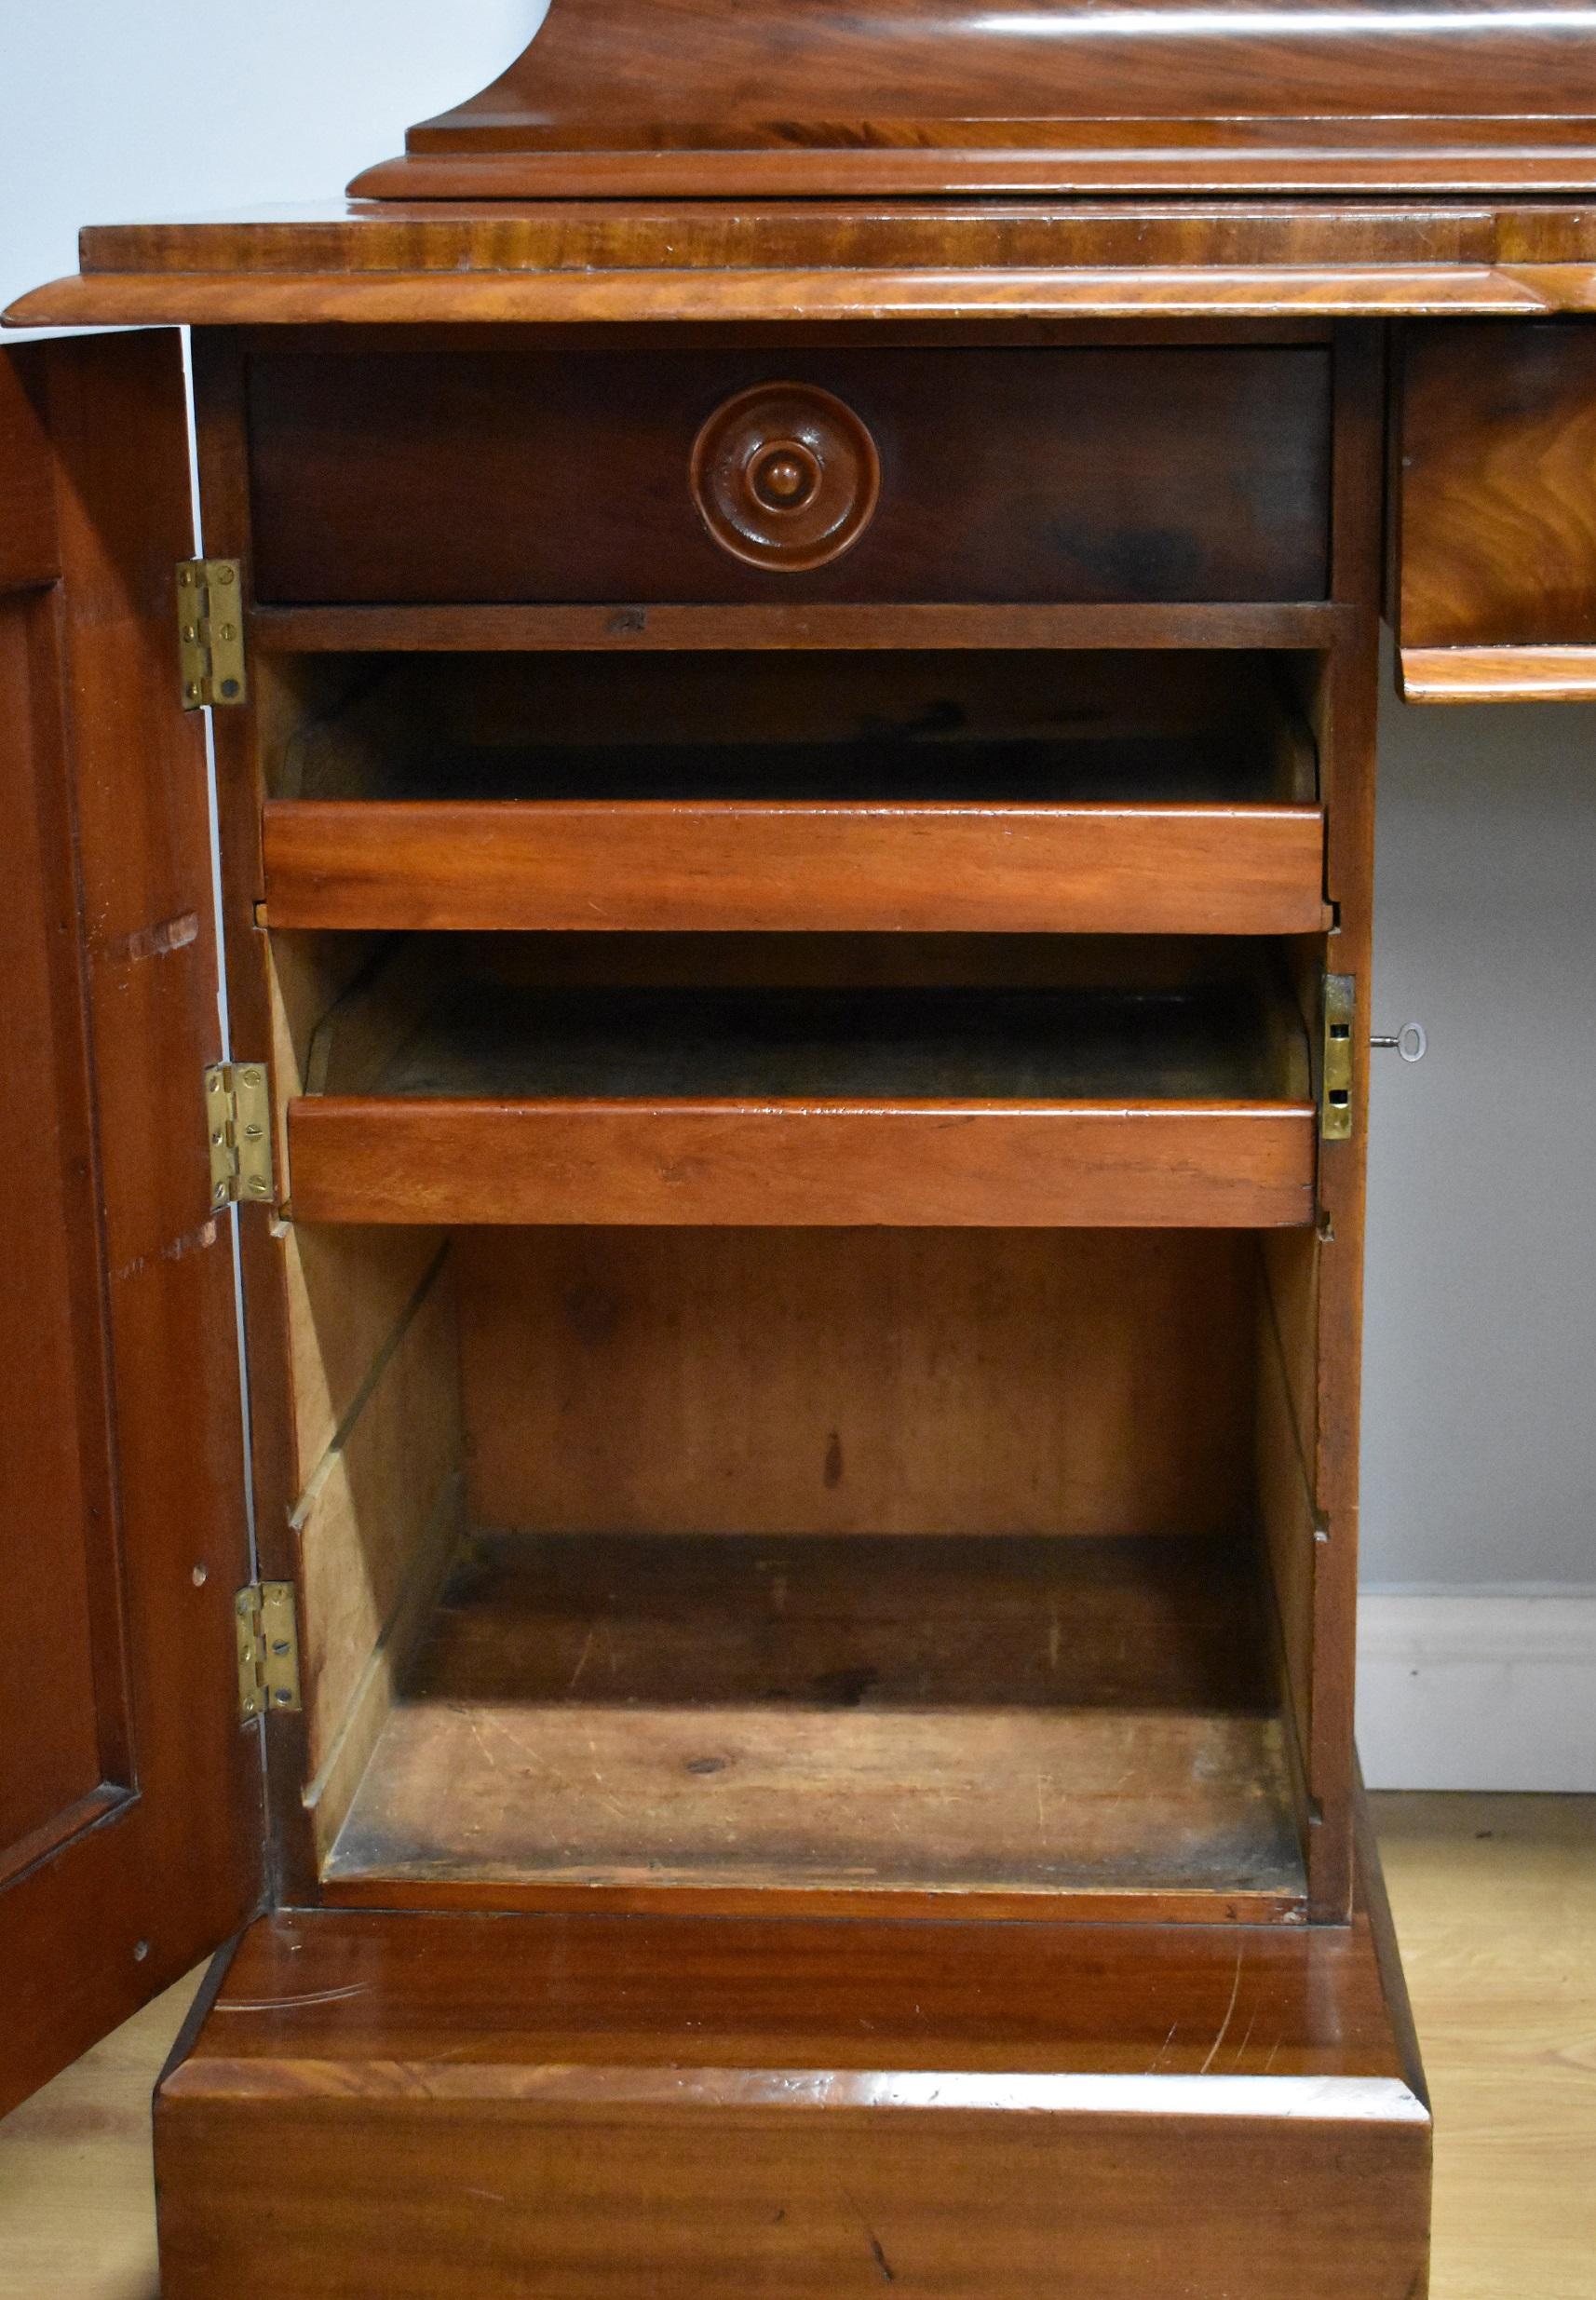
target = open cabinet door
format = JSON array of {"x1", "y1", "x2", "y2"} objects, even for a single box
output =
[{"x1": 0, "y1": 331, "x2": 262, "y2": 2117}]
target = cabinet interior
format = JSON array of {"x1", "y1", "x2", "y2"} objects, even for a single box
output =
[
  {"x1": 287, "y1": 1221, "x2": 1317, "y2": 1913},
  {"x1": 262, "y1": 646, "x2": 1319, "y2": 805},
  {"x1": 257, "y1": 641, "x2": 1328, "y2": 1920}
]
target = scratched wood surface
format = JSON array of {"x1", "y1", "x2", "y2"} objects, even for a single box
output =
[
  {"x1": 3, "y1": 1795, "x2": 1587, "y2": 2300},
  {"x1": 148, "y1": 1832, "x2": 1428, "y2": 2300},
  {"x1": 323, "y1": 1530, "x2": 1304, "y2": 1914}
]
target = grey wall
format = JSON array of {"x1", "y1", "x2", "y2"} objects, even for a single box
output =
[
  {"x1": 3, "y1": 4, "x2": 1591, "y2": 1599},
  {"x1": 1365, "y1": 660, "x2": 1596, "y2": 1589}
]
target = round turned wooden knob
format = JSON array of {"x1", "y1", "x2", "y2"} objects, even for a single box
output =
[{"x1": 691, "y1": 384, "x2": 881, "y2": 572}]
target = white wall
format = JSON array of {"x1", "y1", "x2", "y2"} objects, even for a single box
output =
[
  {"x1": 2, "y1": 3, "x2": 1591, "y2": 1783},
  {"x1": 0, "y1": 2, "x2": 548, "y2": 318}
]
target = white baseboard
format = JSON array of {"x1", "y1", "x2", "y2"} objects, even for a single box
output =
[{"x1": 1357, "y1": 1591, "x2": 1596, "y2": 1792}]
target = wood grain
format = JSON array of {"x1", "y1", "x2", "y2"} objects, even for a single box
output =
[
  {"x1": 1397, "y1": 320, "x2": 1596, "y2": 654},
  {"x1": 152, "y1": 1827, "x2": 1429, "y2": 2300},
  {"x1": 1399, "y1": 644, "x2": 1596, "y2": 702},
  {"x1": 343, "y1": 0, "x2": 1596, "y2": 212},
  {"x1": 396, "y1": 0, "x2": 1596, "y2": 150},
  {"x1": 60, "y1": 200, "x2": 1596, "y2": 279},
  {"x1": 246, "y1": 342, "x2": 1331, "y2": 608},
  {"x1": 293, "y1": 1259, "x2": 462, "y2": 1777},
  {"x1": 252, "y1": 600, "x2": 1346, "y2": 654},
  {"x1": 0, "y1": 359, "x2": 56, "y2": 591},
  {"x1": 324, "y1": 1529, "x2": 1302, "y2": 1911},
  {"x1": 0, "y1": 1968, "x2": 204, "y2": 2300},
  {"x1": 1301, "y1": 328, "x2": 1386, "y2": 1918},
  {"x1": 0, "y1": 589, "x2": 110, "y2": 1861},
  {"x1": 1374, "y1": 1793, "x2": 1596, "y2": 2300},
  {"x1": 456, "y1": 1227, "x2": 1258, "y2": 1539},
  {"x1": 290, "y1": 1100, "x2": 1313, "y2": 1229},
  {"x1": 5, "y1": 266, "x2": 1563, "y2": 333},
  {"x1": 288, "y1": 964, "x2": 1316, "y2": 1227},
  {"x1": 0, "y1": 337, "x2": 259, "y2": 2120},
  {"x1": 10, "y1": 1800, "x2": 1589, "y2": 2300},
  {"x1": 262, "y1": 799, "x2": 1329, "y2": 937}
]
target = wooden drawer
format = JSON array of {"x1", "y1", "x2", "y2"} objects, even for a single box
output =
[
  {"x1": 248, "y1": 344, "x2": 1332, "y2": 607},
  {"x1": 1393, "y1": 318, "x2": 1596, "y2": 700},
  {"x1": 262, "y1": 798, "x2": 1329, "y2": 937},
  {"x1": 285, "y1": 962, "x2": 1316, "y2": 1229}
]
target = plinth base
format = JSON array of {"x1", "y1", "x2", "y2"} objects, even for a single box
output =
[{"x1": 156, "y1": 1827, "x2": 1429, "y2": 2298}]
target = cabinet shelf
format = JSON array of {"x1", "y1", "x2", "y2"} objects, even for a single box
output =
[
  {"x1": 287, "y1": 970, "x2": 1316, "y2": 1227},
  {"x1": 323, "y1": 1529, "x2": 1305, "y2": 1921}
]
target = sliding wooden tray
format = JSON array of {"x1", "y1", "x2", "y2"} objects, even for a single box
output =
[
  {"x1": 260, "y1": 661, "x2": 1326, "y2": 938},
  {"x1": 287, "y1": 976, "x2": 1317, "y2": 1227},
  {"x1": 263, "y1": 797, "x2": 1327, "y2": 937}
]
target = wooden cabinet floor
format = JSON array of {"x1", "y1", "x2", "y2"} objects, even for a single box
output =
[{"x1": 2, "y1": 1794, "x2": 1589, "y2": 2300}]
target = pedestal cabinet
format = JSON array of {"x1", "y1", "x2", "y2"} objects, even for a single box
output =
[{"x1": 8, "y1": 3, "x2": 1596, "y2": 2291}]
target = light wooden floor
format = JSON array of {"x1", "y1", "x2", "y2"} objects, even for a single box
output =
[{"x1": 0, "y1": 1793, "x2": 1590, "y2": 2297}]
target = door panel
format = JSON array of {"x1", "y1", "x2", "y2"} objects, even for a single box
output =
[
  {"x1": 0, "y1": 589, "x2": 126, "y2": 1865},
  {"x1": 0, "y1": 334, "x2": 261, "y2": 2118}
]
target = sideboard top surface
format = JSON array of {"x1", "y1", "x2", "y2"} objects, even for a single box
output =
[{"x1": 10, "y1": 0, "x2": 1596, "y2": 322}]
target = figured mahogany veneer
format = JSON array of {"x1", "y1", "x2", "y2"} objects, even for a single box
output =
[
  {"x1": 1394, "y1": 318, "x2": 1596, "y2": 694},
  {"x1": 13, "y1": 202, "x2": 1596, "y2": 331},
  {"x1": 345, "y1": 0, "x2": 1596, "y2": 199}
]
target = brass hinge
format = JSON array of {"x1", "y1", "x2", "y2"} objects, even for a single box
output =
[
  {"x1": 236, "y1": 1581, "x2": 302, "y2": 1721},
  {"x1": 1320, "y1": 973, "x2": 1356, "y2": 1142},
  {"x1": 205, "y1": 1061, "x2": 275, "y2": 1208},
  {"x1": 176, "y1": 558, "x2": 248, "y2": 710}
]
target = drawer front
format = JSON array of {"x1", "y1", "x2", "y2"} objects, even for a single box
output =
[
  {"x1": 248, "y1": 345, "x2": 1332, "y2": 607},
  {"x1": 1395, "y1": 319, "x2": 1596, "y2": 699}
]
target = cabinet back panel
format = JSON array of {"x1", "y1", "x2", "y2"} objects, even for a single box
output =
[{"x1": 456, "y1": 1227, "x2": 1255, "y2": 1537}]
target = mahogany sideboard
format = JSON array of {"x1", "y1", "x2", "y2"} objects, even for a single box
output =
[{"x1": 8, "y1": 4, "x2": 1596, "y2": 2292}]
